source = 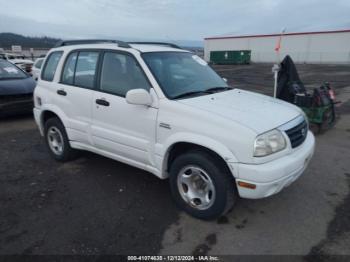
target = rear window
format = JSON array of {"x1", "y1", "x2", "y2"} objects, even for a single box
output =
[
  {"x1": 41, "y1": 51, "x2": 63, "y2": 81},
  {"x1": 0, "y1": 60, "x2": 27, "y2": 80}
]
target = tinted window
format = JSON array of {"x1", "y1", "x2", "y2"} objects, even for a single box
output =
[
  {"x1": 74, "y1": 51, "x2": 99, "y2": 89},
  {"x1": 100, "y1": 52, "x2": 151, "y2": 97},
  {"x1": 61, "y1": 52, "x2": 78, "y2": 85},
  {"x1": 0, "y1": 60, "x2": 27, "y2": 79},
  {"x1": 42, "y1": 51, "x2": 63, "y2": 81}
]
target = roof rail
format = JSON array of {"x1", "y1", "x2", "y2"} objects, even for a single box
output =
[
  {"x1": 54, "y1": 39, "x2": 131, "y2": 48},
  {"x1": 128, "y1": 42, "x2": 182, "y2": 49}
]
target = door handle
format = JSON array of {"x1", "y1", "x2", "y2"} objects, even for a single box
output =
[
  {"x1": 57, "y1": 89, "x2": 67, "y2": 96},
  {"x1": 96, "y1": 98, "x2": 110, "y2": 106}
]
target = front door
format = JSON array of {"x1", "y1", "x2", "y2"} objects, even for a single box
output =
[{"x1": 91, "y1": 51, "x2": 158, "y2": 167}]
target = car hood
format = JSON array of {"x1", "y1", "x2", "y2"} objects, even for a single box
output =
[
  {"x1": 178, "y1": 89, "x2": 301, "y2": 134},
  {"x1": 0, "y1": 77, "x2": 36, "y2": 95}
]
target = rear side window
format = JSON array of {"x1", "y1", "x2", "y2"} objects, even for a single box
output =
[
  {"x1": 74, "y1": 51, "x2": 99, "y2": 89},
  {"x1": 60, "y1": 51, "x2": 99, "y2": 89},
  {"x1": 61, "y1": 52, "x2": 78, "y2": 85},
  {"x1": 41, "y1": 51, "x2": 63, "y2": 81}
]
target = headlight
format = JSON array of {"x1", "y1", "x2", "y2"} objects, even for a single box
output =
[{"x1": 253, "y1": 129, "x2": 286, "y2": 157}]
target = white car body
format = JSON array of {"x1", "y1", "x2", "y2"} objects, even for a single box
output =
[
  {"x1": 32, "y1": 58, "x2": 44, "y2": 81},
  {"x1": 33, "y1": 42, "x2": 315, "y2": 200}
]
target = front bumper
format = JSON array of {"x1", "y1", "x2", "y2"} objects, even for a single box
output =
[{"x1": 236, "y1": 131, "x2": 315, "y2": 199}]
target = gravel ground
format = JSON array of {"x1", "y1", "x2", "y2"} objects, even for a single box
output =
[
  {"x1": 0, "y1": 64, "x2": 349, "y2": 258},
  {"x1": 213, "y1": 63, "x2": 350, "y2": 95}
]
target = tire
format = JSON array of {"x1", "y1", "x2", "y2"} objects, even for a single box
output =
[
  {"x1": 169, "y1": 150, "x2": 236, "y2": 220},
  {"x1": 44, "y1": 117, "x2": 78, "y2": 162}
]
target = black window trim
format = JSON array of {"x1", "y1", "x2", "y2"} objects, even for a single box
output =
[
  {"x1": 96, "y1": 49, "x2": 153, "y2": 98},
  {"x1": 41, "y1": 51, "x2": 63, "y2": 82},
  {"x1": 59, "y1": 49, "x2": 102, "y2": 90}
]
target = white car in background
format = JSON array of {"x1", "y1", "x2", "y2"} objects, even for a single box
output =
[
  {"x1": 32, "y1": 57, "x2": 45, "y2": 81},
  {"x1": 0, "y1": 52, "x2": 34, "y2": 75},
  {"x1": 33, "y1": 40, "x2": 315, "y2": 220}
]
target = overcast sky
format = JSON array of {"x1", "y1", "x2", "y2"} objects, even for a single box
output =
[{"x1": 0, "y1": 0, "x2": 349, "y2": 43}]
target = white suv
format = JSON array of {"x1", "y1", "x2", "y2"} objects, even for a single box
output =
[{"x1": 33, "y1": 40, "x2": 315, "y2": 219}]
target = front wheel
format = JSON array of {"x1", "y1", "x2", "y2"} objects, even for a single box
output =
[{"x1": 169, "y1": 150, "x2": 236, "y2": 220}]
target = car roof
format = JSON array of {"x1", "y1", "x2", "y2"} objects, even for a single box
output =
[
  {"x1": 129, "y1": 44, "x2": 187, "y2": 53},
  {"x1": 51, "y1": 43, "x2": 189, "y2": 54}
]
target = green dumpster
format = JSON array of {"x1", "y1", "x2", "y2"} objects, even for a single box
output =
[{"x1": 210, "y1": 50, "x2": 251, "y2": 65}]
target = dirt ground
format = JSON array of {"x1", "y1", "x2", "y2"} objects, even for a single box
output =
[
  {"x1": 213, "y1": 63, "x2": 350, "y2": 95},
  {"x1": 0, "y1": 64, "x2": 349, "y2": 258}
]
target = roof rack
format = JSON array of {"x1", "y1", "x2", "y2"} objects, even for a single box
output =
[
  {"x1": 128, "y1": 42, "x2": 182, "y2": 49},
  {"x1": 54, "y1": 39, "x2": 131, "y2": 48}
]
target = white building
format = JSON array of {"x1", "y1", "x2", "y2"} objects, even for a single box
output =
[{"x1": 204, "y1": 29, "x2": 350, "y2": 64}]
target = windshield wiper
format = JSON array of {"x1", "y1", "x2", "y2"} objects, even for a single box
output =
[
  {"x1": 204, "y1": 86, "x2": 232, "y2": 93},
  {"x1": 172, "y1": 87, "x2": 233, "y2": 99},
  {"x1": 172, "y1": 90, "x2": 211, "y2": 99}
]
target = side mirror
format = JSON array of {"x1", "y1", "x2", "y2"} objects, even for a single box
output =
[
  {"x1": 126, "y1": 89, "x2": 152, "y2": 106},
  {"x1": 222, "y1": 77, "x2": 228, "y2": 83}
]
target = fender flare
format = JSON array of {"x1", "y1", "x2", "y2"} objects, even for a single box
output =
[
  {"x1": 38, "y1": 104, "x2": 69, "y2": 131},
  {"x1": 159, "y1": 132, "x2": 239, "y2": 178}
]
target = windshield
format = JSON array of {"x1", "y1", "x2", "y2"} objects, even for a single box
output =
[
  {"x1": 142, "y1": 52, "x2": 228, "y2": 99},
  {"x1": 0, "y1": 60, "x2": 27, "y2": 80}
]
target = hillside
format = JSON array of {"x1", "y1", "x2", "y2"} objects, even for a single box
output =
[{"x1": 0, "y1": 32, "x2": 60, "y2": 48}]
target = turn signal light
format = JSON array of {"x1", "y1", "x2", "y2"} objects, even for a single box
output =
[{"x1": 237, "y1": 181, "x2": 256, "y2": 189}]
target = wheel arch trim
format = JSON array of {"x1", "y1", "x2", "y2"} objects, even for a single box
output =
[
  {"x1": 158, "y1": 132, "x2": 239, "y2": 179},
  {"x1": 37, "y1": 105, "x2": 68, "y2": 133}
]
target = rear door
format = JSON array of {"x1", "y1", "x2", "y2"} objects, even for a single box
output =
[
  {"x1": 53, "y1": 50, "x2": 100, "y2": 145},
  {"x1": 91, "y1": 50, "x2": 158, "y2": 166}
]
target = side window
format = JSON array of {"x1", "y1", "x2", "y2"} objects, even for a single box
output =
[
  {"x1": 61, "y1": 52, "x2": 78, "y2": 85},
  {"x1": 34, "y1": 59, "x2": 43, "y2": 69},
  {"x1": 74, "y1": 51, "x2": 99, "y2": 89},
  {"x1": 41, "y1": 51, "x2": 63, "y2": 81},
  {"x1": 100, "y1": 52, "x2": 151, "y2": 97}
]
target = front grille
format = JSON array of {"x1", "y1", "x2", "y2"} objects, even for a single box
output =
[
  {"x1": 285, "y1": 119, "x2": 308, "y2": 148},
  {"x1": 0, "y1": 94, "x2": 33, "y2": 104}
]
